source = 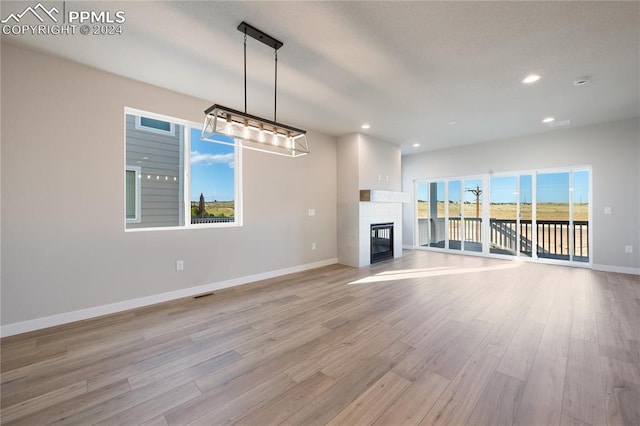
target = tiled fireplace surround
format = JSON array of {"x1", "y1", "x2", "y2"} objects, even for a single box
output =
[
  {"x1": 358, "y1": 201, "x2": 403, "y2": 267},
  {"x1": 336, "y1": 133, "x2": 405, "y2": 268}
]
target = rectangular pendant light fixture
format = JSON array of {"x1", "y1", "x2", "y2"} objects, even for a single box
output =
[
  {"x1": 202, "y1": 105, "x2": 309, "y2": 157},
  {"x1": 202, "y1": 22, "x2": 309, "y2": 157}
]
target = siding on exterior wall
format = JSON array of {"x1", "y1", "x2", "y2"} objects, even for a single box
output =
[{"x1": 125, "y1": 114, "x2": 184, "y2": 229}]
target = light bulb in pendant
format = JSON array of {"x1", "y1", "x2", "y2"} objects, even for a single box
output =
[
  {"x1": 272, "y1": 129, "x2": 279, "y2": 146},
  {"x1": 286, "y1": 131, "x2": 294, "y2": 149},
  {"x1": 224, "y1": 115, "x2": 233, "y2": 135},
  {"x1": 242, "y1": 119, "x2": 250, "y2": 139},
  {"x1": 258, "y1": 124, "x2": 265, "y2": 142}
]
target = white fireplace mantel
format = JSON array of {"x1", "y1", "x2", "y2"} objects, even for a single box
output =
[{"x1": 360, "y1": 189, "x2": 410, "y2": 203}]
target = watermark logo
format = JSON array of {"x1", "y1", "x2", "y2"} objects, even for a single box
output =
[
  {"x1": 2, "y1": 2, "x2": 126, "y2": 36},
  {"x1": 1, "y1": 3, "x2": 59, "y2": 24}
]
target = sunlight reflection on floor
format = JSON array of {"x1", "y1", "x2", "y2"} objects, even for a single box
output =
[{"x1": 348, "y1": 261, "x2": 523, "y2": 285}]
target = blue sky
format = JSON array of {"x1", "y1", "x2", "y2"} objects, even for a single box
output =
[
  {"x1": 417, "y1": 171, "x2": 589, "y2": 204},
  {"x1": 190, "y1": 129, "x2": 235, "y2": 202},
  {"x1": 536, "y1": 171, "x2": 589, "y2": 203}
]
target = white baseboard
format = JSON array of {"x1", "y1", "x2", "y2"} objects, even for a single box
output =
[
  {"x1": 1, "y1": 258, "x2": 338, "y2": 338},
  {"x1": 402, "y1": 244, "x2": 415, "y2": 250},
  {"x1": 592, "y1": 264, "x2": 640, "y2": 275}
]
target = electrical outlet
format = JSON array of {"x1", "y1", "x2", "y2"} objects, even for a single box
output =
[
  {"x1": 604, "y1": 207, "x2": 612, "y2": 215},
  {"x1": 176, "y1": 260, "x2": 184, "y2": 271},
  {"x1": 308, "y1": 208, "x2": 316, "y2": 216},
  {"x1": 625, "y1": 245, "x2": 633, "y2": 254},
  {"x1": 312, "y1": 243, "x2": 316, "y2": 250}
]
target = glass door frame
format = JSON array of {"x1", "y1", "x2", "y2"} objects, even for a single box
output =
[
  {"x1": 413, "y1": 166, "x2": 592, "y2": 267},
  {"x1": 461, "y1": 177, "x2": 485, "y2": 253},
  {"x1": 414, "y1": 175, "x2": 488, "y2": 254}
]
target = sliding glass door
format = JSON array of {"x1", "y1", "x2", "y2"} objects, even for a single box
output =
[
  {"x1": 414, "y1": 167, "x2": 590, "y2": 265},
  {"x1": 536, "y1": 170, "x2": 590, "y2": 262},
  {"x1": 520, "y1": 175, "x2": 533, "y2": 257},
  {"x1": 489, "y1": 176, "x2": 518, "y2": 255},
  {"x1": 536, "y1": 172, "x2": 570, "y2": 260},
  {"x1": 463, "y1": 178, "x2": 483, "y2": 252},
  {"x1": 446, "y1": 178, "x2": 484, "y2": 252},
  {"x1": 415, "y1": 181, "x2": 447, "y2": 248},
  {"x1": 448, "y1": 180, "x2": 462, "y2": 250},
  {"x1": 416, "y1": 178, "x2": 485, "y2": 252},
  {"x1": 416, "y1": 181, "x2": 429, "y2": 247},
  {"x1": 573, "y1": 171, "x2": 590, "y2": 262}
]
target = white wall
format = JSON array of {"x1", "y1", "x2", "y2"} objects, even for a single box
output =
[
  {"x1": 336, "y1": 133, "x2": 403, "y2": 267},
  {"x1": 402, "y1": 117, "x2": 640, "y2": 272},
  {"x1": 336, "y1": 134, "x2": 360, "y2": 267},
  {"x1": 358, "y1": 134, "x2": 402, "y2": 191},
  {"x1": 1, "y1": 44, "x2": 338, "y2": 329}
]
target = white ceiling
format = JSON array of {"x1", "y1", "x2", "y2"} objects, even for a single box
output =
[{"x1": 3, "y1": 1, "x2": 639, "y2": 154}]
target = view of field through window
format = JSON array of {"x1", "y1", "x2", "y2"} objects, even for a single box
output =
[
  {"x1": 190, "y1": 129, "x2": 236, "y2": 223},
  {"x1": 416, "y1": 202, "x2": 589, "y2": 221},
  {"x1": 416, "y1": 170, "x2": 590, "y2": 262}
]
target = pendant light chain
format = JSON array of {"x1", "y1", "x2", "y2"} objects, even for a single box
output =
[
  {"x1": 243, "y1": 32, "x2": 247, "y2": 114},
  {"x1": 243, "y1": 29, "x2": 278, "y2": 122},
  {"x1": 274, "y1": 49, "x2": 278, "y2": 122}
]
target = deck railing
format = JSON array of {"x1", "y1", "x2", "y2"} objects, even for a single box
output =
[
  {"x1": 191, "y1": 216, "x2": 235, "y2": 224},
  {"x1": 534, "y1": 220, "x2": 589, "y2": 259},
  {"x1": 449, "y1": 217, "x2": 482, "y2": 242},
  {"x1": 418, "y1": 217, "x2": 589, "y2": 260}
]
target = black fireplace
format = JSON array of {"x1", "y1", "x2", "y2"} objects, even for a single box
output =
[{"x1": 371, "y1": 223, "x2": 394, "y2": 264}]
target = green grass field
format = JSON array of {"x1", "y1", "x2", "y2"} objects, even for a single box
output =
[{"x1": 191, "y1": 201, "x2": 234, "y2": 218}]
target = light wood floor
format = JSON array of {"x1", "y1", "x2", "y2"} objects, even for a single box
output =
[{"x1": 1, "y1": 251, "x2": 639, "y2": 425}]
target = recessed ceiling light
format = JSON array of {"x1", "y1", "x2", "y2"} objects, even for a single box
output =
[
  {"x1": 361, "y1": 123, "x2": 370, "y2": 129},
  {"x1": 522, "y1": 74, "x2": 541, "y2": 84},
  {"x1": 447, "y1": 121, "x2": 457, "y2": 125},
  {"x1": 573, "y1": 76, "x2": 591, "y2": 86},
  {"x1": 412, "y1": 143, "x2": 421, "y2": 148},
  {"x1": 542, "y1": 117, "x2": 555, "y2": 123}
]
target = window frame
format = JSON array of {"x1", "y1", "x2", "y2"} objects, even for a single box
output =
[{"x1": 124, "y1": 107, "x2": 242, "y2": 232}]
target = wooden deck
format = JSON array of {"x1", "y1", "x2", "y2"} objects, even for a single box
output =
[{"x1": 1, "y1": 250, "x2": 639, "y2": 425}]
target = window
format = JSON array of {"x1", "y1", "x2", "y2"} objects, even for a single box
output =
[
  {"x1": 135, "y1": 116, "x2": 175, "y2": 135},
  {"x1": 125, "y1": 166, "x2": 141, "y2": 223},
  {"x1": 189, "y1": 129, "x2": 237, "y2": 225},
  {"x1": 125, "y1": 108, "x2": 241, "y2": 230}
]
